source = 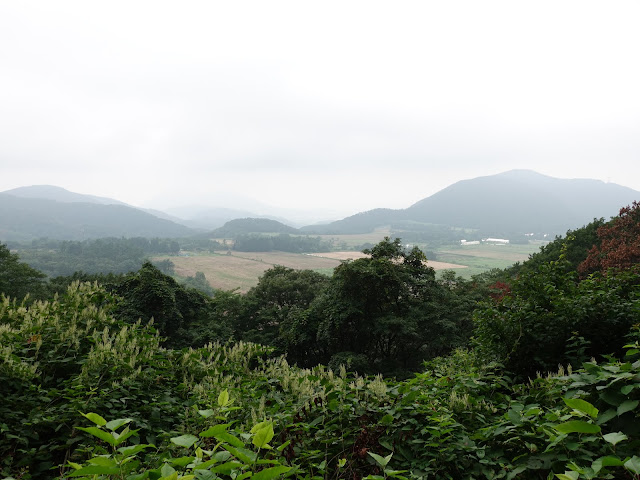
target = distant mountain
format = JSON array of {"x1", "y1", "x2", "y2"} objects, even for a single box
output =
[
  {"x1": 2, "y1": 185, "x2": 198, "y2": 229},
  {"x1": 165, "y1": 205, "x2": 296, "y2": 230},
  {"x1": 407, "y1": 170, "x2": 639, "y2": 233},
  {"x1": 0, "y1": 193, "x2": 194, "y2": 241},
  {"x1": 208, "y1": 218, "x2": 300, "y2": 237},
  {"x1": 303, "y1": 170, "x2": 640, "y2": 236},
  {"x1": 300, "y1": 208, "x2": 405, "y2": 235},
  {"x1": 3, "y1": 185, "x2": 129, "y2": 206}
]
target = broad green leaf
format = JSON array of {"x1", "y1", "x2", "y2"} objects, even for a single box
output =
[
  {"x1": 225, "y1": 446, "x2": 258, "y2": 464},
  {"x1": 505, "y1": 465, "x2": 527, "y2": 480},
  {"x1": 555, "y1": 473, "x2": 579, "y2": 480},
  {"x1": 192, "y1": 458, "x2": 218, "y2": 470},
  {"x1": 216, "y1": 431, "x2": 245, "y2": 448},
  {"x1": 555, "y1": 420, "x2": 601, "y2": 434},
  {"x1": 118, "y1": 444, "x2": 153, "y2": 456},
  {"x1": 161, "y1": 463, "x2": 176, "y2": 477},
  {"x1": 592, "y1": 456, "x2": 624, "y2": 474},
  {"x1": 250, "y1": 420, "x2": 270, "y2": 434},
  {"x1": 200, "y1": 424, "x2": 244, "y2": 447},
  {"x1": 88, "y1": 457, "x2": 117, "y2": 467},
  {"x1": 170, "y1": 456, "x2": 194, "y2": 467},
  {"x1": 368, "y1": 452, "x2": 392, "y2": 468},
  {"x1": 81, "y1": 412, "x2": 107, "y2": 427},
  {"x1": 252, "y1": 466, "x2": 291, "y2": 480},
  {"x1": 596, "y1": 409, "x2": 617, "y2": 425},
  {"x1": 276, "y1": 440, "x2": 291, "y2": 452},
  {"x1": 76, "y1": 426, "x2": 117, "y2": 446},
  {"x1": 171, "y1": 434, "x2": 199, "y2": 448},
  {"x1": 200, "y1": 424, "x2": 229, "y2": 436},
  {"x1": 125, "y1": 473, "x2": 148, "y2": 480},
  {"x1": 68, "y1": 465, "x2": 121, "y2": 476},
  {"x1": 236, "y1": 472, "x2": 253, "y2": 480},
  {"x1": 252, "y1": 422, "x2": 275, "y2": 449},
  {"x1": 106, "y1": 418, "x2": 133, "y2": 431},
  {"x1": 213, "y1": 450, "x2": 233, "y2": 462},
  {"x1": 113, "y1": 427, "x2": 138, "y2": 446},
  {"x1": 218, "y1": 389, "x2": 230, "y2": 407},
  {"x1": 198, "y1": 409, "x2": 215, "y2": 418},
  {"x1": 620, "y1": 384, "x2": 635, "y2": 395},
  {"x1": 159, "y1": 473, "x2": 178, "y2": 480},
  {"x1": 563, "y1": 398, "x2": 599, "y2": 419},
  {"x1": 211, "y1": 461, "x2": 244, "y2": 474},
  {"x1": 625, "y1": 456, "x2": 640, "y2": 475},
  {"x1": 381, "y1": 414, "x2": 394, "y2": 425},
  {"x1": 617, "y1": 400, "x2": 639, "y2": 416},
  {"x1": 603, "y1": 432, "x2": 628, "y2": 446}
]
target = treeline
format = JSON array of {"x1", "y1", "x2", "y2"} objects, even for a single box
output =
[
  {"x1": 233, "y1": 233, "x2": 333, "y2": 253},
  {"x1": 10, "y1": 237, "x2": 181, "y2": 277},
  {"x1": 2, "y1": 202, "x2": 640, "y2": 479}
]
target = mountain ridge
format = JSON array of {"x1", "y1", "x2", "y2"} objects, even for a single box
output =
[
  {"x1": 0, "y1": 193, "x2": 194, "y2": 241},
  {"x1": 2, "y1": 171, "x2": 638, "y2": 241},
  {"x1": 301, "y1": 170, "x2": 640, "y2": 236}
]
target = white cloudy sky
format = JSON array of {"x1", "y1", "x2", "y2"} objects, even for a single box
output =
[{"x1": 1, "y1": 1, "x2": 639, "y2": 220}]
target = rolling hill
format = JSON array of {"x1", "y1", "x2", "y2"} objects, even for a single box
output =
[
  {"x1": 207, "y1": 218, "x2": 300, "y2": 237},
  {"x1": 302, "y1": 170, "x2": 640, "y2": 236},
  {"x1": 0, "y1": 192, "x2": 195, "y2": 241},
  {"x1": 3, "y1": 185, "x2": 129, "y2": 206}
]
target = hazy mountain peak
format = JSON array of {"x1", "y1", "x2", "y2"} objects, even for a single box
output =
[
  {"x1": 305, "y1": 170, "x2": 639, "y2": 236},
  {"x1": 2, "y1": 185, "x2": 127, "y2": 206}
]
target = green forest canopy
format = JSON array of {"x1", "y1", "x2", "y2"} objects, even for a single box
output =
[{"x1": 2, "y1": 202, "x2": 640, "y2": 479}]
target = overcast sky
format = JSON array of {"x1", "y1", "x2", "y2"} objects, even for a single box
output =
[{"x1": 1, "y1": 1, "x2": 639, "y2": 220}]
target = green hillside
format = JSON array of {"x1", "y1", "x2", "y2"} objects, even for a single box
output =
[
  {"x1": 302, "y1": 170, "x2": 640, "y2": 237},
  {"x1": 209, "y1": 217, "x2": 300, "y2": 237},
  {"x1": 0, "y1": 194, "x2": 194, "y2": 240}
]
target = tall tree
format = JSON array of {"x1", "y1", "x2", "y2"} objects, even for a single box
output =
[
  {"x1": 113, "y1": 262, "x2": 231, "y2": 348},
  {"x1": 238, "y1": 266, "x2": 329, "y2": 348},
  {"x1": 292, "y1": 238, "x2": 473, "y2": 374},
  {"x1": 0, "y1": 243, "x2": 46, "y2": 300},
  {"x1": 579, "y1": 201, "x2": 640, "y2": 275}
]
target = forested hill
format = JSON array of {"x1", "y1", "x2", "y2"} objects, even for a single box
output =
[
  {"x1": 0, "y1": 193, "x2": 194, "y2": 241},
  {"x1": 3, "y1": 184, "x2": 130, "y2": 205},
  {"x1": 2, "y1": 202, "x2": 640, "y2": 479},
  {"x1": 207, "y1": 217, "x2": 300, "y2": 237},
  {"x1": 302, "y1": 170, "x2": 640, "y2": 236}
]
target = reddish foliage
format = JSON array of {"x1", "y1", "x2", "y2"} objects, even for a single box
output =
[
  {"x1": 488, "y1": 281, "x2": 511, "y2": 302},
  {"x1": 578, "y1": 201, "x2": 640, "y2": 275}
]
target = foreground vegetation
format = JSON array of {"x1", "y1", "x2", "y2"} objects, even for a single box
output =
[{"x1": 1, "y1": 202, "x2": 640, "y2": 479}]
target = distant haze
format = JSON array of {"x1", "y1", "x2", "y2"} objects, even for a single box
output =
[{"x1": 1, "y1": 1, "x2": 639, "y2": 219}]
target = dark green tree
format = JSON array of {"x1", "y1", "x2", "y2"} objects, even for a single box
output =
[
  {"x1": 474, "y1": 254, "x2": 640, "y2": 378},
  {"x1": 289, "y1": 238, "x2": 473, "y2": 374},
  {"x1": 508, "y1": 218, "x2": 605, "y2": 276},
  {"x1": 0, "y1": 243, "x2": 46, "y2": 301},
  {"x1": 113, "y1": 262, "x2": 231, "y2": 348},
  {"x1": 238, "y1": 266, "x2": 329, "y2": 348}
]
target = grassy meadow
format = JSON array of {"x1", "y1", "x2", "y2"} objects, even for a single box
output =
[
  {"x1": 434, "y1": 242, "x2": 543, "y2": 277},
  {"x1": 155, "y1": 229, "x2": 545, "y2": 291}
]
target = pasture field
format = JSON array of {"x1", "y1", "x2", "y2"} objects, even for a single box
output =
[
  {"x1": 435, "y1": 242, "x2": 544, "y2": 277},
  {"x1": 155, "y1": 249, "x2": 468, "y2": 292},
  {"x1": 315, "y1": 227, "x2": 393, "y2": 248},
  {"x1": 154, "y1": 251, "x2": 345, "y2": 292}
]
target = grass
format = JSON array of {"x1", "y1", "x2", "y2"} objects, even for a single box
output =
[
  {"x1": 316, "y1": 227, "x2": 393, "y2": 248},
  {"x1": 154, "y1": 251, "x2": 346, "y2": 292},
  {"x1": 154, "y1": 241, "x2": 545, "y2": 291},
  {"x1": 435, "y1": 242, "x2": 543, "y2": 277}
]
